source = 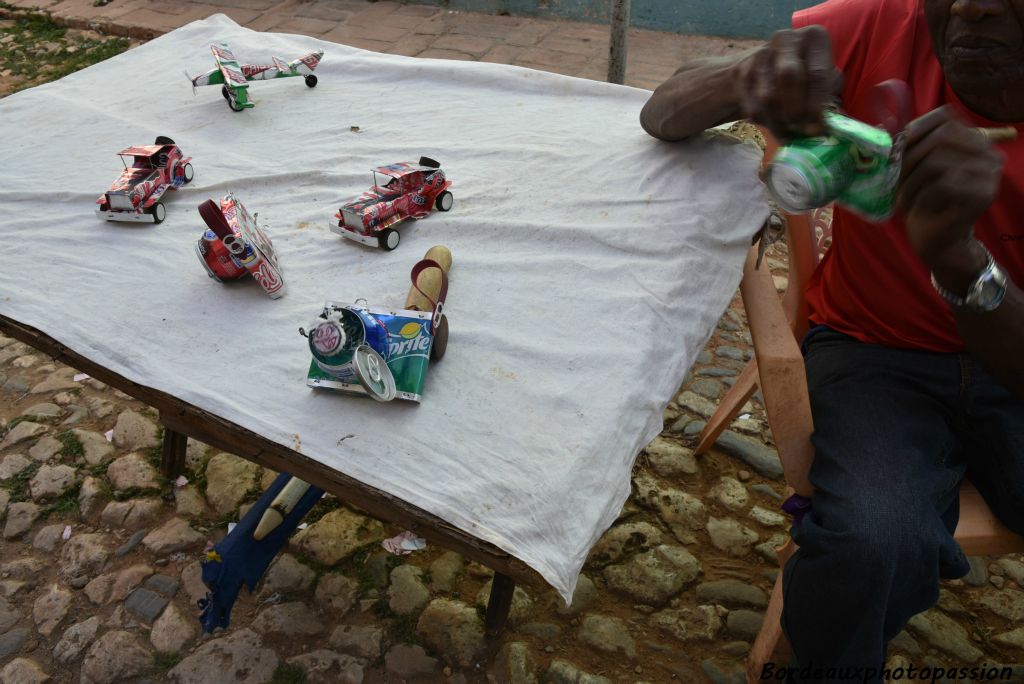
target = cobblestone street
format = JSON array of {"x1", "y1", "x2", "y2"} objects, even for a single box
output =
[{"x1": 2, "y1": 2, "x2": 1024, "y2": 683}]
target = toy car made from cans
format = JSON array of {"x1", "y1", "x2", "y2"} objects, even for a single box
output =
[
  {"x1": 196, "y1": 194, "x2": 286, "y2": 299},
  {"x1": 95, "y1": 136, "x2": 193, "y2": 224},
  {"x1": 330, "y1": 157, "x2": 453, "y2": 251}
]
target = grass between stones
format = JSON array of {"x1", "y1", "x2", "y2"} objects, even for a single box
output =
[
  {"x1": 42, "y1": 482, "x2": 81, "y2": 519},
  {"x1": 270, "y1": 663, "x2": 307, "y2": 684},
  {"x1": 1, "y1": 461, "x2": 41, "y2": 502},
  {"x1": 153, "y1": 651, "x2": 183, "y2": 670},
  {"x1": 374, "y1": 599, "x2": 422, "y2": 646},
  {"x1": 0, "y1": 5, "x2": 130, "y2": 94},
  {"x1": 0, "y1": 414, "x2": 48, "y2": 437},
  {"x1": 57, "y1": 430, "x2": 84, "y2": 459}
]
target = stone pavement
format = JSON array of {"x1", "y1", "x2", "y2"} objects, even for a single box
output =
[{"x1": 2, "y1": 0, "x2": 762, "y2": 90}]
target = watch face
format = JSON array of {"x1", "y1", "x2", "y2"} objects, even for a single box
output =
[{"x1": 968, "y1": 265, "x2": 1008, "y2": 312}]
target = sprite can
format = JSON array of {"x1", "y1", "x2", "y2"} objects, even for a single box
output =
[
  {"x1": 765, "y1": 111, "x2": 900, "y2": 222},
  {"x1": 306, "y1": 302, "x2": 437, "y2": 403},
  {"x1": 306, "y1": 306, "x2": 396, "y2": 401}
]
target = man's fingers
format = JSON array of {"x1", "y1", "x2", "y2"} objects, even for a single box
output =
[
  {"x1": 775, "y1": 32, "x2": 809, "y2": 124},
  {"x1": 903, "y1": 105, "x2": 954, "y2": 147},
  {"x1": 744, "y1": 27, "x2": 842, "y2": 139},
  {"x1": 800, "y1": 25, "x2": 836, "y2": 108},
  {"x1": 898, "y1": 144, "x2": 1003, "y2": 215},
  {"x1": 900, "y1": 114, "x2": 991, "y2": 183},
  {"x1": 900, "y1": 119, "x2": 961, "y2": 183}
]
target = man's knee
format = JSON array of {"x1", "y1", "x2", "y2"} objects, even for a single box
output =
[{"x1": 797, "y1": 504, "x2": 940, "y2": 571}]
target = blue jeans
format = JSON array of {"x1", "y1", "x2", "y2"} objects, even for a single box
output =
[{"x1": 781, "y1": 327, "x2": 1024, "y2": 681}]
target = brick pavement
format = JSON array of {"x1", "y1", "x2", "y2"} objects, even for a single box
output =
[{"x1": 2, "y1": 0, "x2": 762, "y2": 90}]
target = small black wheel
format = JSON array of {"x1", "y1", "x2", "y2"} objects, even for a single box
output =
[
  {"x1": 154, "y1": 135, "x2": 175, "y2": 145},
  {"x1": 221, "y1": 86, "x2": 230, "y2": 100},
  {"x1": 182, "y1": 162, "x2": 194, "y2": 184},
  {"x1": 378, "y1": 228, "x2": 400, "y2": 251},
  {"x1": 228, "y1": 97, "x2": 244, "y2": 113},
  {"x1": 430, "y1": 315, "x2": 448, "y2": 361},
  {"x1": 419, "y1": 156, "x2": 440, "y2": 169},
  {"x1": 305, "y1": 74, "x2": 318, "y2": 88},
  {"x1": 149, "y1": 202, "x2": 166, "y2": 224},
  {"x1": 435, "y1": 191, "x2": 453, "y2": 212}
]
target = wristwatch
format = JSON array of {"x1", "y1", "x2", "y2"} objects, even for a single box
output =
[{"x1": 930, "y1": 245, "x2": 1008, "y2": 314}]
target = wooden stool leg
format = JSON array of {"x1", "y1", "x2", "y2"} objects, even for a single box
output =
[
  {"x1": 747, "y1": 539, "x2": 798, "y2": 683},
  {"x1": 695, "y1": 359, "x2": 758, "y2": 455},
  {"x1": 485, "y1": 572, "x2": 516, "y2": 636},
  {"x1": 160, "y1": 426, "x2": 188, "y2": 479}
]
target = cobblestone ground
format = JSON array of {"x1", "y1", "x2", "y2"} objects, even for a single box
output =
[{"x1": 3, "y1": 3, "x2": 1024, "y2": 684}]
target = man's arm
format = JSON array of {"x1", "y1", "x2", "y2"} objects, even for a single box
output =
[
  {"x1": 899, "y1": 107, "x2": 1024, "y2": 397},
  {"x1": 639, "y1": 52, "x2": 752, "y2": 142},
  {"x1": 639, "y1": 27, "x2": 842, "y2": 142}
]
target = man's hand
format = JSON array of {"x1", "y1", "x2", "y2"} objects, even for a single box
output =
[
  {"x1": 639, "y1": 24, "x2": 841, "y2": 142},
  {"x1": 897, "y1": 106, "x2": 1005, "y2": 286},
  {"x1": 736, "y1": 26, "x2": 843, "y2": 140}
]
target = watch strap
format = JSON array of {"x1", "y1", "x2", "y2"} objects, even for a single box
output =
[{"x1": 930, "y1": 244, "x2": 1007, "y2": 313}]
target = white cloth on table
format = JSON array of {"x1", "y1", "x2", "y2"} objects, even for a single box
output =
[{"x1": 0, "y1": 14, "x2": 768, "y2": 602}]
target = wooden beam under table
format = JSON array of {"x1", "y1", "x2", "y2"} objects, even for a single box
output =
[
  {"x1": 160, "y1": 423, "x2": 188, "y2": 479},
  {"x1": 0, "y1": 315, "x2": 543, "y2": 604}
]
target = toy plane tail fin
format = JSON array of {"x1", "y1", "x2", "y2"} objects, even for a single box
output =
[{"x1": 289, "y1": 49, "x2": 323, "y2": 74}]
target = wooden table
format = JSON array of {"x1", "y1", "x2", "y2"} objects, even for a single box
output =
[{"x1": 0, "y1": 314, "x2": 537, "y2": 634}]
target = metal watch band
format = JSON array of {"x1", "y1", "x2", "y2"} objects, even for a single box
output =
[{"x1": 930, "y1": 244, "x2": 1007, "y2": 313}]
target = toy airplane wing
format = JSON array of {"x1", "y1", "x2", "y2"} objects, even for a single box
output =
[
  {"x1": 211, "y1": 42, "x2": 248, "y2": 90},
  {"x1": 272, "y1": 55, "x2": 289, "y2": 72}
]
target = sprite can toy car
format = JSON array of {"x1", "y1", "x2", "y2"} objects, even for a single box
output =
[
  {"x1": 765, "y1": 111, "x2": 900, "y2": 222},
  {"x1": 304, "y1": 302, "x2": 446, "y2": 402},
  {"x1": 303, "y1": 249, "x2": 451, "y2": 403}
]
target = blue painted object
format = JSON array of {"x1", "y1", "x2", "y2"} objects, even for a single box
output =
[
  {"x1": 198, "y1": 473, "x2": 325, "y2": 632},
  {"x1": 407, "y1": 0, "x2": 820, "y2": 38}
]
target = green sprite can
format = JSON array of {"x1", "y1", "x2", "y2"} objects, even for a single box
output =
[
  {"x1": 306, "y1": 305, "x2": 397, "y2": 402},
  {"x1": 306, "y1": 302, "x2": 436, "y2": 403},
  {"x1": 765, "y1": 111, "x2": 899, "y2": 222}
]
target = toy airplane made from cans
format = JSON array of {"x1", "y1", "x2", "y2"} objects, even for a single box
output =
[{"x1": 188, "y1": 42, "x2": 323, "y2": 112}]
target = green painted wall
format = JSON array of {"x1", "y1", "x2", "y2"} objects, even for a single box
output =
[{"x1": 411, "y1": 0, "x2": 821, "y2": 38}]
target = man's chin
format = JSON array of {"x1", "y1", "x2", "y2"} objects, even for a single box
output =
[{"x1": 944, "y1": 60, "x2": 1023, "y2": 96}]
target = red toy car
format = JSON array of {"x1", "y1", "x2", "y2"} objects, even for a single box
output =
[
  {"x1": 330, "y1": 157, "x2": 453, "y2": 251},
  {"x1": 95, "y1": 136, "x2": 193, "y2": 224}
]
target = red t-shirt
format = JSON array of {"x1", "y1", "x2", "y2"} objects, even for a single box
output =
[{"x1": 793, "y1": 0, "x2": 1023, "y2": 352}]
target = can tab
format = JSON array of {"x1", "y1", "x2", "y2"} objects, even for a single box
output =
[{"x1": 409, "y1": 258, "x2": 448, "y2": 334}]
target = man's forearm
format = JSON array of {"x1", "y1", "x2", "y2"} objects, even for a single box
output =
[
  {"x1": 954, "y1": 284, "x2": 1024, "y2": 397},
  {"x1": 639, "y1": 51, "x2": 753, "y2": 141},
  {"x1": 932, "y1": 241, "x2": 1024, "y2": 397}
]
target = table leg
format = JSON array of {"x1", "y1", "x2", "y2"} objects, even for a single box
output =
[
  {"x1": 160, "y1": 425, "x2": 188, "y2": 479},
  {"x1": 485, "y1": 572, "x2": 516, "y2": 636}
]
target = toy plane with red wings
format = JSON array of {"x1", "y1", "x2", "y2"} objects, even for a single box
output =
[{"x1": 188, "y1": 42, "x2": 323, "y2": 112}]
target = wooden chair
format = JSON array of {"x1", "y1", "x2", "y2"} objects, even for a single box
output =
[{"x1": 707, "y1": 134, "x2": 1024, "y2": 683}]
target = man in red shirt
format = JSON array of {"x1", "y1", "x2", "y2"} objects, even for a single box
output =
[{"x1": 641, "y1": 0, "x2": 1022, "y2": 678}]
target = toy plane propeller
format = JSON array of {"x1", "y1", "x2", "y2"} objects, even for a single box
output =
[{"x1": 188, "y1": 42, "x2": 323, "y2": 112}]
